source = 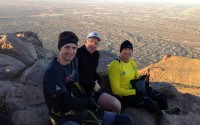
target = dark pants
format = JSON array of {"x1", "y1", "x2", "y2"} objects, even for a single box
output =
[
  {"x1": 51, "y1": 112, "x2": 132, "y2": 125},
  {"x1": 0, "y1": 114, "x2": 13, "y2": 125},
  {"x1": 119, "y1": 89, "x2": 168, "y2": 116},
  {"x1": 84, "y1": 88, "x2": 103, "y2": 102},
  {"x1": 147, "y1": 89, "x2": 168, "y2": 110}
]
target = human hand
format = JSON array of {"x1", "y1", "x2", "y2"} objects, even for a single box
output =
[
  {"x1": 140, "y1": 72, "x2": 150, "y2": 80},
  {"x1": 93, "y1": 81, "x2": 101, "y2": 92},
  {"x1": 140, "y1": 68, "x2": 150, "y2": 77},
  {"x1": 96, "y1": 79, "x2": 102, "y2": 86}
]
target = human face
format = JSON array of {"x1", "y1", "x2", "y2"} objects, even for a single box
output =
[
  {"x1": 120, "y1": 48, "x2": 133, "y2": 62},
  {"x1": 84, "y1": 37, "x2": 100, "y2": 54},
  {"x1": 59, "y1": 43, "x2": 77, "y2": 65}
]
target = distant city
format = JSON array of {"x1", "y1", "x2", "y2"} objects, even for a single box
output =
[{"x1": 0, "y1": 0, "x2": 200, "y2": 68}]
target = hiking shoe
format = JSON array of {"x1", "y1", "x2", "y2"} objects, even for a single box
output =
[{"x1": 163, "y1": 107, "x2": 181, "y2": 115}]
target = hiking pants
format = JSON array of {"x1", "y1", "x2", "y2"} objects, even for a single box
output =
[
  {"x1": 147, "y1": 89, "x2": 168, "y2": 110},
  {"x1": 121, "y1": 95, "x2": 163, "y2": 116}
]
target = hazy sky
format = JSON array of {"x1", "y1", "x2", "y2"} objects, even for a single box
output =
[
  {"x1": 135, "y1": 0, "x2": 200, "y2": 4},
  {"x1": 98, "y1": 0, "x2": 200, "y2": 5},
  {"x1": 3, "y1": 0, "x2": 200, "y2": 3},
  {"x1": 1, "y1": 0, "x2": 200, "y2": 5}
]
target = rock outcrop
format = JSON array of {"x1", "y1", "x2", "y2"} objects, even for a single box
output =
[
  {"x1": 0, "y1": 32, "x2": 200, "y2": 125},
  {"x1": 140, "y1": 55, "x2": 200, "y2": 96},
  {"x1": 0, "y1": 31, "x2": 55, "y2": 125}
]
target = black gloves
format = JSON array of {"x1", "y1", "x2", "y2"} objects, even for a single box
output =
[
  {"x1": 139, "y1": 75, "x2": 147, "y2": 80},
  {"x1": 140, "y1": 74, "x2": 151, "y2": 89},
  {"x1": 130, "y1": 79, "x2": 147, "y2": 96},
  {"x1": 130, "y1": 79, "x2": 140, "y2": 88}
]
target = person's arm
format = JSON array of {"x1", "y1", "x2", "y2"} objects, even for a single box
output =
[
  {"x1": 56, "y1": 93, "x2": 96, "y2": 110},
  {"x1": 94, "y1": 51, "x2": 102, "y2": 84},
  {"x1": 108, "y1": 61, "x2": 136, "y2": 96},
  {"x1": 93, "y1": 52, "x2": 103, "y2": 92},
  {"x1": 76, "y1": 48, "x2": 96, "y2": 90},
  {"x1": 44, "y1": 68, "x2": 96, "y2": 110}
]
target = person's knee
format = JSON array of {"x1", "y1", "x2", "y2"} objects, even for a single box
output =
[
  {"x1": 111, "y1": 98, "x2": 121, "y2": 113},
  {"x1": 97, "y1": 93, "x2": 121, "y2": 113}
]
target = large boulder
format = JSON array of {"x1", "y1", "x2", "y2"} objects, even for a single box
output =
[
  {"x1": 13, "y1": 31, "x2": 43, "y2": 47},
  {"x1": 0, "y1": 81, "x2": 18, "y2": 115},
  {"x1": 12, "y1": 106, "x2": 49, "y2": 125},
  {"x1": 0, "y1": 54, "x2": 26, "y2": 80},
  {"x1": 34, "y1": 45, "x2": 55, "y2": 60},
  {"x1": 0, "y1": 34, "x2": 38, "y2": 65},
  {"x1": 6, "y1": 84, "x2": 45, "y2": 115},
  {"x1": 20, "y1": 59, "x2": 51, "y2": 87}
]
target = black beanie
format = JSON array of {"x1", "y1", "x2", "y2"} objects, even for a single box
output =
[
  {"x1": 120, "y1": 40, "x2": 133, "y2": 52},
  {"x1": 57, "y1": 31, "x2": 79, "y2": 50}
]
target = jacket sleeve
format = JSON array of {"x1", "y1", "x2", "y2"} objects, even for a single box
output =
[
  {"x1": 43, "y1": 68, "x2": 95, "y2": 111},
  {"x1": 94, "y1": 52, "x2": 102, "y2": 84},
  {"x1": 108, "y1": 61, "x2": 136, "y2": 96}
]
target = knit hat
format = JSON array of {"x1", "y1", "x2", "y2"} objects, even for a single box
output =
[
  {"x1": 120, "y1": 40, "x2": 133, "y2": 52},
  {"x1": 57, "y1": 31, "x2": 79, "y2": 50},
  {"x1": 87, "y1": 31, "x2": 101, "y2": 41}
]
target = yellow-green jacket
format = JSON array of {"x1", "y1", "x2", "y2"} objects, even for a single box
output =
[{"x1": 108, "y1": 57, "x2": 140, "y2": 96}]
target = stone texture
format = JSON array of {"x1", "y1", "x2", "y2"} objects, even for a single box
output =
[
  {"x1": 20, "y1": 59, "x2": 51, "y2": 87},
  {"x1": 0, "y1": 54, "x2": 26, "y2": 80},
  {"x1": 0, "y1": 34, "x2": 38, "y2": 65}
]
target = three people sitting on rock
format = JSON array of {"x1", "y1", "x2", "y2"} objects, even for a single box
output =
[
  {"x1": 43, "y1": 31, "x2": 132, "y2": 125},
  {"x1": 43, "y1": 31, "x2": 181, "y2": 125}
]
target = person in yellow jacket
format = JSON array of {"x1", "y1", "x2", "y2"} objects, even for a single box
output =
[{"x1": 108, "y1": 40, "x2": 181, "y2": 117}]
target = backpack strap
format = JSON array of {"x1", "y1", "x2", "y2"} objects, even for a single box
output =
[
  {"x1": 67, "y1": 82, "x2": 86, "y2": 98},
  {"x1": 115, "y1": 57, "x2": 121, "y2": 63},
  {"x1": 74, "y1": 82, "x2": 86, "y2": 95}
]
